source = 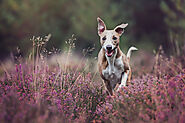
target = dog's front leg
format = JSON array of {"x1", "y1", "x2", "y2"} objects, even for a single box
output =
[
  {"x1": 117, "y1": 70, "x2": 129, "y2": 92},
  {"x1": 104, "y1": 80, "x2": 113, "y2": 95}
]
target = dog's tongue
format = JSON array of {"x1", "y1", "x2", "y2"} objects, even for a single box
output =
[{"x1": 107, "y1": 50, "x2": 113, "y2": 57}]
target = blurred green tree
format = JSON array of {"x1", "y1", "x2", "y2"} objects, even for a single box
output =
[
  {"x1": 0, "y1": 0, "x2": 73, "y2": 58},
  {"x1": 0, "y1": 0, "x2": 183, "y2": 59},
  {"x1": 160, "y1": 0, "x2": 185, "y2": 56}
]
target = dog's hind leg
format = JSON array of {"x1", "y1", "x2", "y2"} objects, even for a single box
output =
[{"x1": 127, "y1": 69, "x2": 132, "y2": 82}]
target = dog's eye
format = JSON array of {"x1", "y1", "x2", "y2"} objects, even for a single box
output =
[
  {"x1": 113, "y1": 37, "x2": 117, "y2": 40},
  {"x1": 102, "y1": 36, "x2": 106, "y2": 41}
]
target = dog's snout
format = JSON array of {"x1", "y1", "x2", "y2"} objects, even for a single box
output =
[{"x1": 106, "y1": 45, "x2": 112, "y2": 51}]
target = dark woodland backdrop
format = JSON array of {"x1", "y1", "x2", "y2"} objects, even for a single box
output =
[{"x1": 0, "y1": 0, "x2": 184, "y2": 59}]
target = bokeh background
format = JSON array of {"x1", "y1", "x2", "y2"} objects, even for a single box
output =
[
  {"x1": 0, "y1": 0, "x2": 185, "y2": 60},
  {"x1": 0, "y1": 1, "x2": 185, "y2": 122}
]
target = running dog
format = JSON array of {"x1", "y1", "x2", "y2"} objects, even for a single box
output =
[{"x1": 97, "y1": 17, "x2": 137, "y2": 95}]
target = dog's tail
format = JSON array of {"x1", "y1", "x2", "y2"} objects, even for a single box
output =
[{"x1": 126, "y1": 46, "x2": 138, "y2": 59}]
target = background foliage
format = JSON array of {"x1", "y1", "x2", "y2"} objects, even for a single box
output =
[{"x1": 0, "y1": 0, "x2": 185, "y2": 59}]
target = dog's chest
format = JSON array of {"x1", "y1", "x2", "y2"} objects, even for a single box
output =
[{"x1": 102, "y1": 57, "x2": 124, "y2": 83}]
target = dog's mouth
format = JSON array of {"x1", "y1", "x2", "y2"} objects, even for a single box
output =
[{"x1": 106, "y1": 49, "x2": 114, "y2": 57}]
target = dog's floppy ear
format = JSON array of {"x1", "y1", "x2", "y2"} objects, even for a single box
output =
[
  {"x1": 97, "y1": 17, "x2": 106, "y2": 35},
  {"x1": 114, "y1": 23, "x2": 128, "y2": 36}
]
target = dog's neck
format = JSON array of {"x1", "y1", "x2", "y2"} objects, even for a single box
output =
[
  {"x1": 105, "y1": 49, "x2": 117, "y2": 67},
  {"x1": 104, "y1": 46, "x2": 121, "y2": 74}
]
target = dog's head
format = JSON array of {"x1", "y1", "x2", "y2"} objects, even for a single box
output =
[{"x1": 97, "y1": 17, "x2": 128, "y2": 57}]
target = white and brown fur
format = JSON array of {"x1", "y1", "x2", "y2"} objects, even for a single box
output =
[{"x1": 97, "y1": 17, "x2": 137, "y2": 95}]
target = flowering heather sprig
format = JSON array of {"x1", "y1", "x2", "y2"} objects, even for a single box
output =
[
  {"x1": 0, "y1": 62, "x2": 185, "y2": 122},
  {"x1": 0, "y1": 35, "x2": 184, "y2": 122},
  {"x1": 0, "y1": 60, "x2": 107, "y2": 122},
  {"x1": 102, "y1": 70, "x2": 185, "y2": 122}
]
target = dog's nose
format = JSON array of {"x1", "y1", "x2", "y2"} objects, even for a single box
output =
[{"x1": 106, "y1": 45, "x2": 112, "y2": 51}]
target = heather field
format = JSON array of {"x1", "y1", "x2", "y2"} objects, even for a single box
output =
[{"x1": 0, "y1": 35, "x2": 184, "y2": 123}]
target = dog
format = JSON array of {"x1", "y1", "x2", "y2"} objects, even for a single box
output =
[{"x1": 97, "y1": 17, "x2": 137, "y2": 95}]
